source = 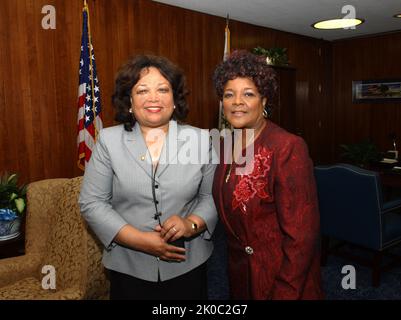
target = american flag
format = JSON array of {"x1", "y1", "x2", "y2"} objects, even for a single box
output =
[{"x1": 77, "y1": 4, "x2": 102, "y2": 171}]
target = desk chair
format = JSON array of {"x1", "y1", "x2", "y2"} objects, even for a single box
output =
[{"x1": 315, "y1": 163, "x2": 401, "y2": 287}]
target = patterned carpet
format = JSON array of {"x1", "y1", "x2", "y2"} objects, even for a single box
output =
[{"x1": 207, "y1": 224, "x2": 401, "y2": 300}]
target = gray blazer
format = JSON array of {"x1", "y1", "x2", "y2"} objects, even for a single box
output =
[{"x1": 79, "y1": 120, "x2": 218, "y2": 281}]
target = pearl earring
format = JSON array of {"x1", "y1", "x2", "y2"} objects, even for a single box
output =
[
  {"x1": 173, "y1": 105, "x2": 176, "y2": 109},
  {"x1": 129, "y1": 108, "x2": 133, "y2": 113}
]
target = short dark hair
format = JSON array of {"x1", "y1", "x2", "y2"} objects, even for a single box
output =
[
  {"x1": 112, "y1": 54, "x2": 189, "y2": 131},
  {"x1": 213, "y1": 50, "x2": 277, "y2": 115}
]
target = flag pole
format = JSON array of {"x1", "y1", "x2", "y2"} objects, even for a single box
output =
[
  {"x1": 218, "y1": 14, "x2": 231, "y2": 131},
  {"x1": 77, "y1": 0, "x2": 103, "y2": 171},
  {"x1": 224, "y1": 14, "x2": 230, "y2": 61},
  {"x1": 83, "y1": 1, "x2": 99, "y2": 139}
]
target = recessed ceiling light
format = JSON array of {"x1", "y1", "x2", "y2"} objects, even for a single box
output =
[
  {"x1": 394, "y1": 14, "x2": 401, "y2": 18},
  {"x1": 312, "y1": 18, "x2": 364, "y2": 30}
]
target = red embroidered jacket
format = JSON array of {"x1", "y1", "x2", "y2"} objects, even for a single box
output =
[{"x1": 213, "y1": 121, "x2": 324, "y2": 300}]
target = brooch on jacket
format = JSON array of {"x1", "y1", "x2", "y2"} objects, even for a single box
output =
[{"x1": 232, "y1": 146, "x2": 273, "y2": 214}]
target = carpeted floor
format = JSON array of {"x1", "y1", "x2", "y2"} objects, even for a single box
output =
[
  {"x1": 207, "y1": 225, "x2": 401, "y2": 300},
  {"x1": 207, "y1": 222, "x2": 230, "y2": 300},
  {"x1": 321, "y1": 246, "x2": 401, "y2": 299}
]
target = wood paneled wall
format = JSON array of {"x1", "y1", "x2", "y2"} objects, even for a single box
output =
[
  {"x1": 332, "y1": 32, "x2": 401, "y2": 161},
  {"x1": 0, "y1": 0, "x2": 331, "y2": 183}
]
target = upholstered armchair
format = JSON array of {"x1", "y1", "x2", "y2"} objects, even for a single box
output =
[
  {"x1": 0, "y1": 177, "x2": 109, "y2": 299},
  {"x1": 314, "y1": 163, "x2": 401, "y2": 287}
]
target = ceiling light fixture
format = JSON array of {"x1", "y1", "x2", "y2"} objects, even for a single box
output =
[{"x1": 312, "y1": 18, "x2": 364, "y2": 30}]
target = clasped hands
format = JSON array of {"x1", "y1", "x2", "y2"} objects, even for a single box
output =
[{"x1": 149, "y1": 215, "x2": 194, "y2": 262}]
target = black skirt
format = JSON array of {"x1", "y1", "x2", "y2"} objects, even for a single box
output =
[{"x1": 108, "y1": 262, "x2": 208, "y2": 300}]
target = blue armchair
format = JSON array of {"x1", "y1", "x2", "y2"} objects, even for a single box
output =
[{"x1": 314, "y1": 163, "x2": 401, "y2": 287}]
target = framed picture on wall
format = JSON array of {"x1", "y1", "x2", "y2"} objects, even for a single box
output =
[{"x1": 352, "y1": 79, "x2": 401, "y2": 103}]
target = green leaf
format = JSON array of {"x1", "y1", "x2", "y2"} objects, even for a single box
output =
[
  {"x1": 7, "y1": 173, "x2": 17, "y2": 185},
  {"x1": 1, "y1": 172, "x2": 26, "y2": 216},
  {"x1": 252, "y1": 46, "x2": 289, "y2": 66},
  {"x1": 14, "y1": 198, "x2": 25, "y2": 214}
]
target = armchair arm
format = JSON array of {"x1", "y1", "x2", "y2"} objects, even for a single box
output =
[
  {"x1": 0, "y1": 253, "x2": 42, "y2": 287},
  {"x1": 382, "y1": 198, "x2": 401, "y2": 214}
]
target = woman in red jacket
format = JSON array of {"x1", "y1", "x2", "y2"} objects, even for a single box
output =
[{"x1": 212, "y1": 50, "x2": 324, "y2": 299}]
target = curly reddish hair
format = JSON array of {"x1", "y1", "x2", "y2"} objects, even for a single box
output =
[{"x1": 213, "y1": 50, "x2": 277, "y2": 114}]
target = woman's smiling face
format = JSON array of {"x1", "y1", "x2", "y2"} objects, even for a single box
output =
[
  {"x1": 131, "y1": 66, "x2": 174, "y2": 129},
  {"x1": 222, "y1": 77, "x2": 267, "y2": 130}
]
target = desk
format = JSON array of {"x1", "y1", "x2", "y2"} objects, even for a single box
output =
[
  {"x1": 380, "y1": 171, "x2": 401, "y2": 189},
  {"x1": 369, "y1": 162, "x2": 401, "y2": 200},
  {"x1": 369, "y1": 162, "x2": 401, "y2": 186}
]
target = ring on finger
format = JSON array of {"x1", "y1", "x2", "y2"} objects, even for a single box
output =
[{"x1": 172, "y1": 227, "x2": 177, "y2": 233}]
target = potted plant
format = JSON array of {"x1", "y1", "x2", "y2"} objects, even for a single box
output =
[
  {"x1": 0, "y1": 172, "x2": 27, "y2": 240},
  {"x1": 340, "y1": 140, "x2": 382, "y2": 168},
  {"x1": 252, "y1": 46, "x2": 290, "y2": 66}
]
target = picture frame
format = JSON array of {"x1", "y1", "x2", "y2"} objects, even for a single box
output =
[{"x1": 352, "y1": 79, "x2": 401, "y2": 103}]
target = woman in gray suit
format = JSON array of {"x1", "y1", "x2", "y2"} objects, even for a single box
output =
[{"x1": 79, "y1": 55, "x2": 218, "y2": 300}]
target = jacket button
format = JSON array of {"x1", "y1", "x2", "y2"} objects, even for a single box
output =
[{"x1": 245, "y1": 246, "x2": 254, "y2": 255}]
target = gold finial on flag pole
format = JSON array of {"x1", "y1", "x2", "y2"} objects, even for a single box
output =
[
  {"x1": 84, "y1": 0, "x2": 87, "y2": 6},
  {"x1": 226, "y1": 14, "x2": 229, "y2": 27}
]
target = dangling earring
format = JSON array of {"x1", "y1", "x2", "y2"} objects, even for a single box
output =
[
  {"x1": 262, "y1": 108, "x2": 268, "y2": 118},
  {"x1": 129, "y1": 96, "x2": 133, "y2": 113}
]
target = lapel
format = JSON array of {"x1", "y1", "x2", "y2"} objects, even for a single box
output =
[
  {"x1": 123, "y1": 122, "x2": 152, "y2": 179},
  {"x1": 156, "y1": 120, "x2": 186, "y2": 178},
  {"x1": 216, "y1": 148, "x2": 243, "y2": 243},
  {"x1": 122, "y1": 120, "x2": 186, "y2": 180}
]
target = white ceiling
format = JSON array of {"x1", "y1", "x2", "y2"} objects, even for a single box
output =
[{"x1": 153, "y1": 0, "x2": 401, "y2": 41}]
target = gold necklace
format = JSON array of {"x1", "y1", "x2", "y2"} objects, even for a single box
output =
[{"x1": 225, "y1": 163, "x2": 233, "y2": 183}]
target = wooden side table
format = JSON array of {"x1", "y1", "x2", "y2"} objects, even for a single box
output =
[{"x1": 0, "y1": 235, "x2": 25, "y2": 259}]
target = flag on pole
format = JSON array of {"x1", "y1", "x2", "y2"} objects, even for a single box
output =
[
  {"x1": 218, "y1": 17, "x2": 231, "y2": 131},
  {"x1": 223, "y1": 21, "x2": 230, "y2": 61},
  {"x1": 77, "y1": 2, "x2": 103, "y2": 171}
]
